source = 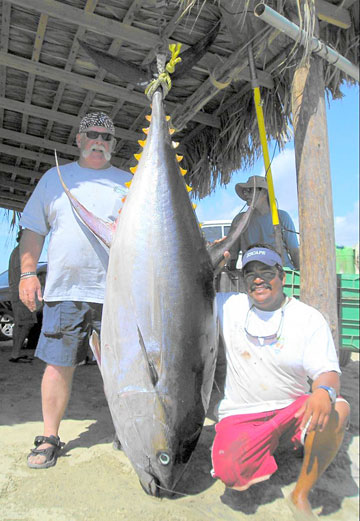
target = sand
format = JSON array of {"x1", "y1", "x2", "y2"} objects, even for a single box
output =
[{"x1": 0, "y1": 340, "x2": 358, "y2": 521}]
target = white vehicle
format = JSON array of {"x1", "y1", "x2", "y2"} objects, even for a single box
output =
[{"x1": 201, "y1": 220, "x2": 232, "y2": 243}]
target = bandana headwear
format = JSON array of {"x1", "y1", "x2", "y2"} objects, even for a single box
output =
[
  {"x1": 242, "y1": 247, "x2": 282, "y2": 268},
  {"x1": 78, "y1": 112, "x2": 115, "y2": 135}
]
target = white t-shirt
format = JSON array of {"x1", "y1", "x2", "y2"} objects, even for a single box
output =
[
  {"x1": 20, "y1": 162, "x2": 131, "y2": 303},
  {"x1": 216, "y1": 292, "x2": 340, "y2": 419}
]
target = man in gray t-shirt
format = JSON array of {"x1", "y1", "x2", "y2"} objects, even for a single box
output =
[
  {"x1": 19, "y1": 112, "x2": 131, "y2": 470},
  {"x1": 228, "y1": 176, "x2": 300, "y2": 270}
]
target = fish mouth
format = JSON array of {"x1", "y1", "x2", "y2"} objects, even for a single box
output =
[{"x1": 139, "y1": 474, "x2": 162, "y2": 497}]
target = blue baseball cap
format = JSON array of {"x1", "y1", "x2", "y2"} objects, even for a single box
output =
[{"x1": 242, "y1": 247, "x2": 282, "y2": 268}]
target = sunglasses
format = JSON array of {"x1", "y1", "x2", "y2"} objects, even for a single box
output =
[
  {"x1": 244, "y1": 305, "x2": 285, "y2": 346},
  {"x1": 242, "y1": 187, "x2": 263, "y2": 195},
  {"x1": 82, "y1": 130, "x2": 113, "y2": 141},
  {"x1": 243, "y1": 266, "x2": 278, "y2": 285}
]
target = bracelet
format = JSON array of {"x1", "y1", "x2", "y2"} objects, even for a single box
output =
[{"x1": 20, "y1": 272, "x2": 37, "y2": 279}]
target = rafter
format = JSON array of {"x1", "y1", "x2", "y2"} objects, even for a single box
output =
[
  {"x1": 6, "y1": 0, "x2": 160, "y2": 48},
  {"x1": 0, "y1": 163, "x2": 43, "y2": 180},
  {"x1": 0, "y1": 141, "x2": 128, "y2": 170},
  {"x1": 0, "y1": 173, "x2": 35, "y2": 192},
  {"x1": 0, "y1": 52, "x2": 220, "y2": 129},
  {"x1": 0, "y1": 197, "x2": 24, "y2": 211},
  {"x1": 0, "y1": 1, "x2": 11, "y2": 128},
  {"x1": 66, "y1": 0, "x2": 143, "y2": 145},
  {"x1": 0, "y1": 97, "x2": 141, "y2": 142},
  {"x1": 16, "y1": 12, "x2": 48, "y2": 172}
]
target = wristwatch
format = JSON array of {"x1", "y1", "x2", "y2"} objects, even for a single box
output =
[{"x1": 316, "y1": 385, "x2": 337, "y2": 404}]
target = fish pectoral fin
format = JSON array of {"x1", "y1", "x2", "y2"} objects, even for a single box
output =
[
  {"x1": 137, "y1": 326, "x2": 159, "y2": 387},
  {"x1": 90, "y1": 330, "x2": 101, "y2": 366},
  {"x1": 207, "y1": 205, "x2": 254, "y2": 269}
]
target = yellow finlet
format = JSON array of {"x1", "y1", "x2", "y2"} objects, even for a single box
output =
[
  {"x1": 166, "y1": 115, "x2": 171, "y2": 121},
  {"x1": 138, "y1": 140, "x2": 146, "y2": 148},
  {"x1": 145, "y1": 115, "x2": 151, "y2": 122},
  {"x1": 192, "y1": 203, "x2": 197, "y2": 210},
  {"x1": 199, "y1": 222, "x2": 202, "y2": 228},
  {"x1": 142, "y1": 128, "x2": 149, "y2": 135},
  {"x1": 134, "y1": 153, "x2": 141, "y2": 161},
  {"x1": 176, "y1": 155, "x2": 183, "y2": 162},
  {"x1": 180, "y1": 168, "x2": 187, "y2": 176},
  {"x1": 185, "y1": 184, "x2": 192, "y2": 192},
  {"x1": 172, "y1": 141, "x2": 179, "y2": 148},
  {"x1": 169, "y1": 128, "x2": 175, "y2": 135},
  {"x1": 125, "y1": 181, "x2": 132, "y2": 188},
  {"x1": 130, "y1": 166, "x2": 137, "y2": 174}
]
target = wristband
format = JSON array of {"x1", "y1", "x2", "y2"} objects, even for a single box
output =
[{"x1": 20, "y1": 272, "x2": 37, "y2": 279}]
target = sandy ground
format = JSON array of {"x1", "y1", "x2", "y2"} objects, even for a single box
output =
[{"x1": 0, "y1": 340, "x2": 358, "y2": 521}]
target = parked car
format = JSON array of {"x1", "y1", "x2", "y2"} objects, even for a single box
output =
[
  {"x1": 201, "y1": 220, "x2": 232, "y2": 243},
  {"x1": 0, "y1": 262, "x2": 47, "y2": 341}
]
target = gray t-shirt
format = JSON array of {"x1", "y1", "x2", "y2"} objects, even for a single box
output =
[
  {"x1": 20, "y1": 162, "x2": 131, "y2": 303},
  {"x1": 229, "y1": 209, "x2": 299, "y2": 269}
]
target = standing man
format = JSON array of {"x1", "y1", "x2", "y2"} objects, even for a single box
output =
[
  {"x1": 212, "y1": 244, "x2": 350, "y2": 520},
  {"x1": 19, "y1": 112, "x2": 131, "y2": 469},
  {"x1": 227, "y1": 176, "x2": 300, "y2": 270}
]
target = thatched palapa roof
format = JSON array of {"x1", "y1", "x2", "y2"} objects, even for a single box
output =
[{"x1": 0, "y1": 0, "x2": 358, "y2": 212}]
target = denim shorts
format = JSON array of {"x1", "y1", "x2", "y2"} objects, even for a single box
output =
[{"x1": 35, "y1": 301, "x2": 102, "y2": 367}]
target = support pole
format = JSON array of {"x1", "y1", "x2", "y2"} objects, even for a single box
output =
[{"x1": 291, "y1": 55, "x2": 339, "y2": 353}]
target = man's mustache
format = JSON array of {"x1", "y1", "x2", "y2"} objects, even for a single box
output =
[
  {"x1": 82, "y1": 144, "x2": 111, "y2": 161},
  {"x1": 249, "y1": 282, "x2": 272, "y2": 292}
]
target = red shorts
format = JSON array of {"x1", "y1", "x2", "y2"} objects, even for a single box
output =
[{"x1": 211, "y1": 395, "x2": 309, "y2": 490}]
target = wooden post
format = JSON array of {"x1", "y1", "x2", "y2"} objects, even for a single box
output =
[{"x1": 291, "y1": 55, "x2": 339, "y2": 354}]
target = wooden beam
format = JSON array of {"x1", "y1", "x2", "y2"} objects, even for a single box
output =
[
  {"x1": 0, "y1": 191, "x2": 26, "y2": 204},
  {"x1": 0, "y1": 163, "x2": 43, "y2": 180},
  {"x1": 0, "y1": 96, "x2": 140, "y2": 142},
  {"x1": 0, "y1": 173, "x2": 35, "y2": 192},
  {"x1": 0, "y1": 1, "x2": 11, "y2": 128},
  {"x1": 66, "y1": 0, "x2": 143, "y2": 145},
  {"x1": 170, "y1": 28, "x2": 273, "y2": 131},
  {"x1": 7, "y1": 0, "x2": 160, "y2": 49},
  {"x1": 316, "y1": 0, "x2": 351, "y2": 29},
  {"x1": 0, "y1": 128, "x2": 81, "y2": 157},
  {"x1": 0, "y1": 142, "x2": 128, "y2": 170},
  {"x1": 0, "y1": 143, "x2": 68, "y2": 165},
  {"x1": 0, "y1": 53, "x2": 220, "y2": 129},
  {"x1": 0, "y1": 198, "x2": 24, "y2": 211}
]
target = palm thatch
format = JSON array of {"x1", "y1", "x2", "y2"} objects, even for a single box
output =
[{"x1": 0, "y1": 0, "x2": 358, "y2": 209}]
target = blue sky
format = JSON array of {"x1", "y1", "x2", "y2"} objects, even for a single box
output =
[{"x1": 0, "y1": 82, "x2": 358, "y2": 274}]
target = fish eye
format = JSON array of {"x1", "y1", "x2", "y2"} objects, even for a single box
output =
[{"x1": 157, "y1": 451, "x2": 171, "y2": 466}]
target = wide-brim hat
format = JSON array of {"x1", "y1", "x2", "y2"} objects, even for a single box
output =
[{"x1": 235, "y1": 175, "x2": 268, "y2": 200}]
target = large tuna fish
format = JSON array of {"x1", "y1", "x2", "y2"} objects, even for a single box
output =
[
  {"x1": 56, "y1": 89, "x2": 253, "y2": 496},
  {"x1": 99, "y1": 90, "x2": 218, "y2": 496}
]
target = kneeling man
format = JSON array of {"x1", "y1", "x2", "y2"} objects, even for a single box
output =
[{"x1": 212, "y1": 244, "x2": 350, "y2": 520}]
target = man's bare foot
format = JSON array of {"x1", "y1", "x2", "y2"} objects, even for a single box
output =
[{"x1": 286, "y1": 492, "x2": 318, "y2": 521}]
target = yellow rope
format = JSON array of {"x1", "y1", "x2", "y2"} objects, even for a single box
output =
[{"x1": 145, "y1": 43, "x2": 182, "y2": 100}]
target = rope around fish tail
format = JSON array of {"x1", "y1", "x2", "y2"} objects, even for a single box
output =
[{"x1": 145, "y1": 43, "x2": 182, "y2": 100}]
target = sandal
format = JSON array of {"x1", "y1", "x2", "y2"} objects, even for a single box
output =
[
  {"x1": 9, "y1": 356, "x2": 32, "y2": 363},
  {"x1": 27, "y1": 435, "x2": 65, "y2": 469}
]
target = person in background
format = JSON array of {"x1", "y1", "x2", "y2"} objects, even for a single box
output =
[
  {"x1": 227, "y1": 176, "x2": 300, "y2": 270},
  {"x1": 212, "y1": 244, "x2": 350, "y2": 520},
  {"x1": 8, "y1": 228, "x2": 38, "y2": 363},
  {"x1": 19, "y1": 111, "x2": 131, "y2": 469}
]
